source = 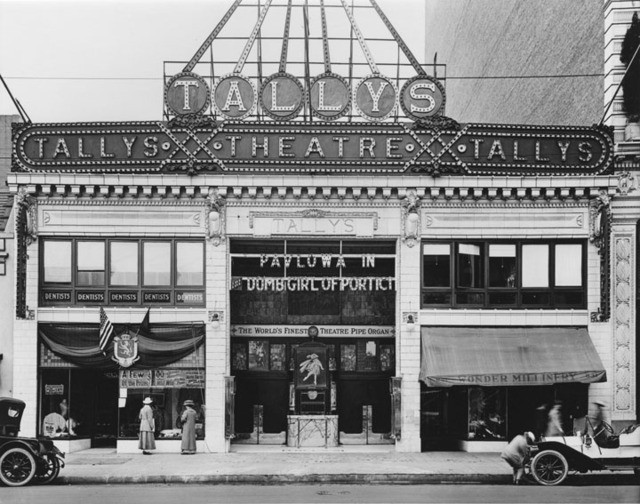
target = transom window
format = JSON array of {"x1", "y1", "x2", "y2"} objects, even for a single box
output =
[
  {"x1": 421, "y1": 240, "x2": 586, "y2": 309},
  {"x1": 40, "y1": 238, "x2": 205, "y2": 307}
]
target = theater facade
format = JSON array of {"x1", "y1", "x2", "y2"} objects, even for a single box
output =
[{"x1": 6, "y1": 0, "x2": 630, "y2": 453}]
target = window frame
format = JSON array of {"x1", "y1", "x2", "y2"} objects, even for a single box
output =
[
  {"x1": 39, "y1": 238, "x2": 205, "y2": 307},
  {"x1": 421, "y1": 240, "x2": 587, "y2": 309}
]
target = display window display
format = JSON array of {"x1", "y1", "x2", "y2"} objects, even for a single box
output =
[{"x1": 118, "y1": 389, "x2": 205, "y2": 440}]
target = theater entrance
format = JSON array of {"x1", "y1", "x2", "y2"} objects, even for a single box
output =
[{"x1": 229, "y1": 239, "x2": 396, "y2": 446}]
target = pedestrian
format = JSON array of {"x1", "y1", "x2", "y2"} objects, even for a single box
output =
[
  {"x1": 180, "y1": 399, "x2": 197, "y2": 454},
  {"x1": 501, "y1": 431, "x2": 535, "y2": 484},
  {"x1": 138, "y1": 397, "x2": 156, "y2": 455},
  {"x1": 545, "y1": 400, "x2": 564, "y2": 437},
  {"x1": 535, "y1": 403, "x2": 548, "y2": 441}
]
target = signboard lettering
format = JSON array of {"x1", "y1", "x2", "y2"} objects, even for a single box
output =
[
  {"x1": 231, "y1": 324, "x2": 395, "y2": 338},
  {"x1": 110, "y1": 291, "x2": 138, "y2": 303},
  {"x1": 13, "y1": 122, "x2": 613, "y2": 176},
  {"x1": 119, "y1": 370, "x2": 153, "y2": 388},
  {"x1": 44, "y1": 384, "x2": 64, "y2": 395},
  {"x1": 43, "y1": 291, "x2": 71, "y2": 302},
  {"x1": 176, "y1": 291, "x2": 204, "y2": 304},
  {"x1": 143, "y1": 292, "x2": 171, "y2": 303},
  {"x1": 76, "y1": 291, "x2": 105, "y2": 303}
]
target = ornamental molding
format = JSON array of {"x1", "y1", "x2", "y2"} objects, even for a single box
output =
[
  {"x1": 206, "y1": 188, "x2": 226, "y2": 246},
  {"x1": 611, "y1": 234, "x2": 636, "y2": 418},
  {"x1": 401, "y1": 190, "x2": 421, "y2": 247},
  {"x1": 15, "y1": 187, "x2": 38, "y2": 246}
]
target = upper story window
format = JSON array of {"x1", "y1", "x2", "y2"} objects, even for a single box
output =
[
  {"x1": 40, "y1": 238, "x2": 205, "y2": 307},
  {"x1": 421, "y1": 240, "x2": 585, "y2": 309}
]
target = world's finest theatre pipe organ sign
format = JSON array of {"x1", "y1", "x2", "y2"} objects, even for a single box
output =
[{"x1": 12, "y1": 72, "x2": 614, "y2": 176}]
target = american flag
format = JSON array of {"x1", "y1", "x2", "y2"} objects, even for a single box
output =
[{"x1": 98, "y1": 307, "x2": 115, "y2": 355}]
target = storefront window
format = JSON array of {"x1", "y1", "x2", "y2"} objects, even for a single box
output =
[
  {"x1": 43, "y1": 241, "x2": 72, "y2": 283},
  {"x1": 468, "y1": 387, "x2": 506, "y2": 440},
  {"x1": 110, "y1": 242, "x2": 139, "y2": 285},
  {"x1": 118, "y1": 388, "x2": 205, "y2": 440},
  {"x1": 77, "y1": 241, "x2": 105, "y2": 286},
  {"x1": 176, "y1": 242, "x2": 204, "y2": 285},
  {"x1": 143, "y1": 242, "x2": 171, "y2": 285}
]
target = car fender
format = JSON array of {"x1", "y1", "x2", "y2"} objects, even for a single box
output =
[
  {"x1": 0, "y1": 438, "x2": 40, "y2": 456},
  {"x1": 535, "y1": 441, "x2": 604, "y2": 471}
]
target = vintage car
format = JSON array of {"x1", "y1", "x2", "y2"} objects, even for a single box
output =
[
  {"x1": 529, "y1": 421, "x2": 640, "y2": 485},
  {"x1": 0, "y1": 397, "x2": 65, "y2": 487}
]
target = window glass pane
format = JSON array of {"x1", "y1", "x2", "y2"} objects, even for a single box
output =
[
  {"x1": 143, "y1": 242, "x2": 171, "y2": 285},
  {"x1": 457, "y1": 243, "x2": 483, "y2": 288},
  {"x1": 176, "y1": 242, "x2": 204, "y2": 285},
  {"x1": 77, "y1": 241, "x2": 105, "y2": 286},
  {"x1": 468, "y1": 387, "x2": 506, "y2": 440},
  {"x1": 44, "y1": 241, "x2": 72, "y2": 283},
  {"x1": 423, "y1": 244, "x2": 450, "y2": 287},
  {"x1": 521, "y1": 244, "x2": 548, "y2": 287},
  {"x1": 555, "y1": 244, "x2": 582, "y2": 287},
  {"x1": 110, "y1": 242, "x2": 139, "y2": 285},
  {"x1": 489, "y1": 244, "x2": 517, "y2": 287}
]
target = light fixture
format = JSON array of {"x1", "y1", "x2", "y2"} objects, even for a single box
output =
[
  {"x1": 209, "y1": 310, "x2": 222, "y2": 328},
  {"x1": 406, "y1": 313, "x2": 415, "y2": 328}
]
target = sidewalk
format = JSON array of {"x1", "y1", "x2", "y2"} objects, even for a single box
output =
[
  {"x1": 59, "y1": 447, "x2": 510, "y2": 485},
  {"x1": 58, "y1": 447, "x2": 638, "y2": 486}
]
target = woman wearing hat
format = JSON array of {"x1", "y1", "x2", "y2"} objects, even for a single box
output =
[
  {"x1": 138, "y1": 397, "x2": 156, "y2": 455},
  {"x1": 180, "y1": 400, "x2": 197, "y2": 454}
]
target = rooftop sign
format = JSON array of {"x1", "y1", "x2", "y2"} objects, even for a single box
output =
[{"x1": 12, "y1": 121, "x2": 613, "y2": 176}]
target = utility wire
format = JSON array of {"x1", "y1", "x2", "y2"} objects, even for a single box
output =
[{"x1": 0, "y1": 73, "x2": 604, "y2": 81}]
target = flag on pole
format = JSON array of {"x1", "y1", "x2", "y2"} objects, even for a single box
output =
[
  {"x1": 138, "y1": 307, "x2": 151, "y2": 335},
  {"x1": 99, "y1": 307, "x2": 115, "y2": 355}
]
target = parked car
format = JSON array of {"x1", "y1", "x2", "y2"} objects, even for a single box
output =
[
  {"x1": 0, "y1": 397, "x2": 65, "y2": 486},
  {"x1": 529, "y1": 422, "x2": 640, "y2": 485}
]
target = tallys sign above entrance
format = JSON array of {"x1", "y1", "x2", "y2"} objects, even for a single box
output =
[
  {"x1": 12, "y1": 121, "x2": 613, "y2": 176},
  {"x1": 9, "y1": 0, "x2": 615, "y2": 176}
]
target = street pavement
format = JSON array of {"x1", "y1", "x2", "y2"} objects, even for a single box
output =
[{"x1": 55, "y1": 447, "x2": 638, "y2": 486}]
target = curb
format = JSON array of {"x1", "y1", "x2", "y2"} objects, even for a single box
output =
[{"x1": 56, "y1": 473, "x2": 511, "y2": 485}]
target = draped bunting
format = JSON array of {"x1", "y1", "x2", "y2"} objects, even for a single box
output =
[{"x1": 39, "y1": 323, "x2": 205, "y2": 369}]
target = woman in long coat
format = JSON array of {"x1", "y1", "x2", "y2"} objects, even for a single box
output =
[
  {"x1": 138, "y1": 397, "x2": 156, "y2": 455},
  {"x1": 181, "y1": 400, "x2": 197, "y2": 454}
]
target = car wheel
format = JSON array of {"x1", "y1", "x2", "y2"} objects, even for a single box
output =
[
  {"x1": 34, "y1": 456, "x2": 61, "y2": 485},
  {"x1": 531, "y1": 449, "x2": 569, "y2": 486},
  {"x1": 0, "y1": 447, "x2": 37, "y2": 487}
]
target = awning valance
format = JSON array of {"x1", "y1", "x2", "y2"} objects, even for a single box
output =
[
  {"x1": 39, "y1": 322, "x2": 205, "y2": 369},
  {"x1": 420, "y1": 327, "x2": 606, "y2": 387}
]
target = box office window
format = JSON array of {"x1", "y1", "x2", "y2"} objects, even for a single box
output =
[
  {"x1": 40, "y1": 238, "x2": 205, "y2": 306},
  {"x1": 421, "y1": 240, "x2": 586, "y2": 309}
]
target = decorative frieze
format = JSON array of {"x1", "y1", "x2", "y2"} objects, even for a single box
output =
[{"x1": 611, "y1": 233, "x2": 635, "y2": 417}]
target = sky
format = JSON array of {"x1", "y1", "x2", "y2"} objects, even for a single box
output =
[{"x1": 0, "y1": 0, "x2": 426, "y2": 123}]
